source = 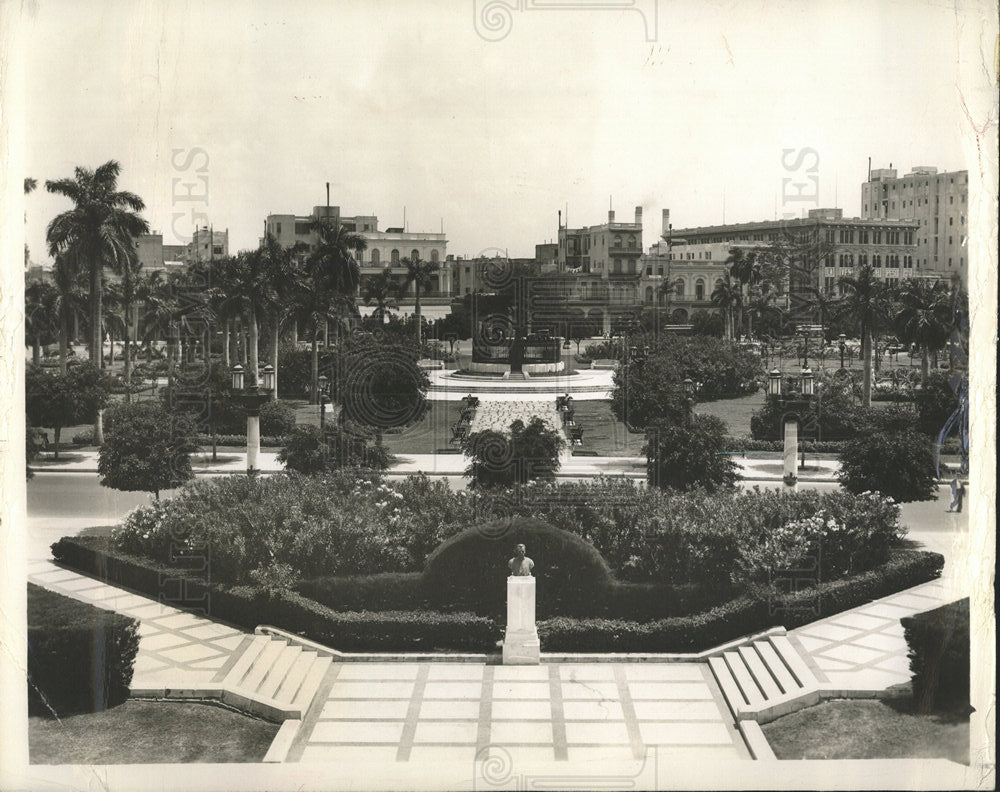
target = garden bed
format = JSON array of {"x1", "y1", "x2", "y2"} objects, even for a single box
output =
[{"x1": 50, "y1": 533, "x2": 941, "y2": 654}]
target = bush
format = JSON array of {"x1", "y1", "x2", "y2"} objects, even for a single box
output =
[
  {"x1": 838, "y1": 430, "x2": 939, "y2": 502},
  {"x1": 462, "y1": 417, "x2": 565, "y2": 488},
  {"x1": 27, "y1": 583, "x2": 139, "y2": 715},
  {"x1": 914, "y1": 371, "x2": 961, "y2": 437},
  {"x1": 278, "y1": 424, "x2": 393, "y2": 474},
  {"x1": 98, "y1": 402, "x2": 200, "y2": 498},
  {"x1": 298, "y1": 573, "x2": 424, "y2": 611},
  {"x1": 72, "y1": 428, "x2": 95, "y2": 445},
  {"x1": 645, "y1": 415, "x2": 739, "y2": 493},
  {"x1": 422, "y1": 518, "x2": 615, "y2": 617},
  {"x1": 538, "y1": 550, "x2": 944, "y2": 652},
  {"x1": 751, "y1": 374, "x2": 864, "y2": 441},
  {"x1": 901, "y1": 598, "x2": 969, "y2": 713},
  {"x1": 50, "y1": 536, "x2": 497, "y2": 652},
  {"x1": 195, "y1": 433, "x2": 286, "y2": 448}
]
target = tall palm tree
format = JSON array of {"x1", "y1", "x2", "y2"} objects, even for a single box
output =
[
  {"x1": 255, "y1": 233, "x2": 301, "y2": 399},
  {"x1": 893, "y1": 279, "x2": 952, "y2": 385},
  {"x1": 726, "y1": 247, "x2": 760, "y2": 335},
  {"x1": 51, "y1": 254, "x2": 88, "y2": 374},
  {"x1": 45, "y1": 161, "x2": 149, "y2": 442},
  {"x1": 214, "y1": 252, "x2": 274, "y2": 385},
  {"x1": 710, "y1": 276, "x2": 742, "y2": 340},
  {"x1": 400, "y1": 253, "x2": 440, "y2": 346},
  {"x1": 803, "y1": 285, "x2": 841, "y2": 343},
  {"x1": 306, "y1": 219, "x2": 366, "y2": 347},
  {"x1": 837, "y1": 264, "x2": 890, "y2": 407},
  {"x1": 24, "y1": 278, "x2": 57, "y2": 365},
  {"x1": 363, "y1": 267, "x2": 400, "y2": 324}
]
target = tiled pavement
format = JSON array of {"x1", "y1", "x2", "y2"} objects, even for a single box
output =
[
  {"x1": 789, "y1": 578, "x2": 960, "y2": 693},
  {"x1": 289, "y1": 662, "x2": 748, "y2": 764}
]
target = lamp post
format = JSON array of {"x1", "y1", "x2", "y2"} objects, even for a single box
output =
[
  {"x1": 767, "y1": 366, "x2": 815, "y2": 488},
  {"x1": 838, "y1": 333, "x2": 847, "y2": 370},
  {"x1": 801, "y1": 328, "x2": 811, "y2": 368},
  {"x1": 317, "y1": 374, "x2": 330, "y2": 432},
  {"x1": 231, "y1": 363, "x2": 274, "y2": 476},
  {"x1": 683, "y1": 377, "x2": 695, "y2": 426}
]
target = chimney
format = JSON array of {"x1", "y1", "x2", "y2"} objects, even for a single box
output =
[
  {"x1": 662, "y1": 209, "x2": 670, "y2": 236},
  {"x1": 558, "y1": 209, "x2": 562, "y2": 229},
  {"x1": 608, "y1": 209, "x2": 615, "y2": 223},
  {"x1": 635, "y1": 206, "x2": 642, "y2": 226}
]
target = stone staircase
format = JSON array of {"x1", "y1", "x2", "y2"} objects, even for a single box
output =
[
  {"x1": 708, "y1": 633, "x2": 822, "y2": 723},
  {"x1": 133, "y1": 633, "x2": 332, "y2": 722}
]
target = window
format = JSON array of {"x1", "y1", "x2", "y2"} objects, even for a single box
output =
[
  {"x1": 430, "y1": 249, "x2": 439, "y2": 263},
  {"x1": 276, "y1": 222, "x2": 282, "y2": 234},
  {"x1": 674, "y1": 279, "x2": 685, "y2": 297},
  {"x1": 411, "y1": 249, "x2": 420, "y2": 261},
  {"x1": 873, "y1": 230, "x2": 881, "y2": 244},
  {"x1": 213, "y1": 246, "x2": 223, "y2": 255},
  {"x1": 873, "y1": 254, "x2": 881, "y2": 268},
  {"x1": 657, "y1": 265, "x2": 664, "y2": 276},
  {"x1": 695, "y1": 279, "x2": 705, "y2": 301},
  {"x1": 859, "y1": 229, "x2": 869, "y2": 244},
  {"x1": 705, "y1": 251, "x2": 712, "y2": 260},
  {"x1": 295, "y1": 222, "x2": 310, "y2": 235},
  {"x1": 391, "y1": 249, "x2": 400, "y2": 265}
]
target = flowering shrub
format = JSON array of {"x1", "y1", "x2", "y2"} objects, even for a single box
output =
[{"x1": 112, "y1": 472, "x2": 904, "y2": 595}]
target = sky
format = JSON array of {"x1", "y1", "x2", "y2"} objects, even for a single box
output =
[{"x1": 18, "y1": 0, "x2": 997, "y2": 263}]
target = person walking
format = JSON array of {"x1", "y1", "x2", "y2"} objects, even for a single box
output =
[{"x1": 948, "y1": 476, "x2": 966, "y2": 513}]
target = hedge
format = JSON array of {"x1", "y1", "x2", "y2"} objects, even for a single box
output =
[
  {"x1": 537, "y1": 549, "x2": 944, "y2": 652},
  {"x1": 195, "y1": 434, "x2": 287, "y2": 448},
  {"x1": 50, "y1": 536, "x2": 941, "y2": 654},
  {"x1": 50, "y1": 536, "x2": 496, "y2": 652},
  {"x1": 27, "y1": 583, "x2": 139, "y2": 716},
  {"x1": 901, "y1": 598, "x2": 969, "y2": 712},
  {"x1": 719, "y1": 435, "x2": 962, "y2": 456}
]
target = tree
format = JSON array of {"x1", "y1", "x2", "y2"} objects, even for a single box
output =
[
  {"x1": 644, "y1": 415, "x2": 738, "y2": 493},
  {"x1": 802, "y1": 286, "x2": 841, "y2": 343},
  {"x1": 24, "y1": 278, "x2": 57, "y2": 365},
  {"x1": 277, "y1": 424, "x2": 392, "y2": 474},
  {"x1": 710, "y1": 276, "x2": 742, "y2": 340},
  {"x1": 50, "y1": 255, "x2": 88, "y2": 374},
  {"x1": 837, "y1": 264, "x2": 891, "y2": 408},
  {"x1": 307, "y1": 218, "x2": 366, "y2": 342},
  {"x1": 894, "y1": 279, "x2": 952, "y2": 385},
  {"x1": 837, "y1": 430, "x2": 938, "y2": 503},
  {"x1": 363, "y1": 267, "x2": 400, "y2": 324},
  {"x1": 24, "y1": 177, "x2": 37, "y2": 266},
  {"x1": 46, "y1": 161, "x2": 149, "y2": 443},
  {"x1": 400, "y1": 253, "x2": 440, "y2": 346},
  {"x1": 25, "y1": 363, "x2": 109, "y2": 459},
  {"x1": 98, "y1": 402, "x2": 199, "y2": 499},
  {"x1": 462, "y1": 417, "x2": 565, "y2": 488}
]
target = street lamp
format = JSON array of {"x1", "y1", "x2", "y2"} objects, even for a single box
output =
[
  {"x1": 231, "y1": 363, "x2": 274, "y2": 476},
  {"x1": 801, "y1": 328, "x2": 811, "y2": 368},
  {"x1": 767, "y1": 366, "x2": 815, "y2": 488},
  {"x1": 838, "y1": 333, "x2": 847, "y2": 370},
  {"x1": 317, "y1": 374, "x2": 330, "y2": 432}
]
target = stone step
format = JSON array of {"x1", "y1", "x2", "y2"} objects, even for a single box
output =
[
  {"x1": 291, "y1": 654, "x2": 332, "y2": 714},
  {"x1": 708, "y1": 656, "x2": 745, "y2": 719},
  {"x1": 769, "y1": 634, "x2": 818, "y2": 689},
  {"x1": 223, "y1": 634, "x2": 271, "y2": 688},
  {"x1": 274, "y1": 650, "x2": 319, "y2": 704},
  {"x1": 754, "y1": 639, "x2": 799, "y2": 695},
  {"x1": 723, "y1": 651, "x2": 765, "y2": 708},
  {"x1": 257, "y1": 645, "x2": 303, "y2": 701},
  {"x1": 739, "y1": 645, "x2": 782, "y2": 700},
  {"x1": 241, "y1": 639, "x2": 287, "y2": 693}
]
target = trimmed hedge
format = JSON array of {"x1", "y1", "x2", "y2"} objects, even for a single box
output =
[
  {"x1": 422, "y1": 518, "x2": 615, "y2": 617},
  {"x1": 195, "y1": 434, "x2": 287, "y2": 448},
  {"x1": 901, "y1": 598, "x2": 969, "y2": 712},
  {"x1": 27, "y1": 583, "x2": 139, "y2": 716},
  {"x1": 298, "y1": 572, "x2": 424, "y2": 612},
  {"x1": 50, "y1": 536, "x2": 496, "y2": 652},
  {"x1": 50, "y1": 537, "x2": 942, "y2": 655},
  {"x1": 537, "y1": 549, "x2": 944, "y2": 652}
]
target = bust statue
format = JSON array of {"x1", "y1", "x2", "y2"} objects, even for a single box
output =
[{"x1": 508, "y1": 543, "x2": 534, "y2": 577}]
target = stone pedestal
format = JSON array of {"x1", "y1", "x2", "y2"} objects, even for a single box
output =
[
  {"x1": 783, "y1": 416, "x2": 798, "y2": 488},
  {"x1": 502, "y1": 577, "x2": 540, "y2": 665}
]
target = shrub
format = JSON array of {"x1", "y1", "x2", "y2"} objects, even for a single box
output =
[
  {"x1": 27, "y1": 583, "x2": 139, "y2": 715},
  {"x1": 421, "y1": 518, "x2": 614, "y2": 617},
  {"x1": 50, "y1": 536, "x2": 497, "y2": 652},
  {"x1": 72, "y1": 428, "x2": 95, "y2": 445},
  {"x1": 462, "y1": 417, "x2": 565, "y2": 488},
  {"x1": 195, "y1": 433, "x2": 287, "y2": 448},
  {"x1": 259, "y1": 399, "x2": 297, "y2": 437},
  {"x1": 838, "y1": 430, "x2": 939, "y2": 502},
  {"x1": 278, "y1": 424, "x2": 393, "y2": 474},
  {"x1": 98, "y1": 401, "x2": 200, "y2": 499},
  {"x1": 645, "y1": 415, "x2": 739, "y2": 493},
  {"x1": 901, "y1": 598, "x2": 970, "y2": 713},
  {"x1": 751, "y1": 374, "x2": 864, "y2": 441},
  {"x1": 297, "y1": 573, "x2": 424, "y2": 611},
  {"x1": 914, "y1": 371, "x2": 961, "y2": 437}
]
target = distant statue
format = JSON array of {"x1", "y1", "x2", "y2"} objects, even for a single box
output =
[{"x1": 508, "y1": 543, "x2": 534, "y2": 577}]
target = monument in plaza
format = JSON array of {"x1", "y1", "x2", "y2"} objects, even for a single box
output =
[
  {"x1": 502, "y1": 543, "x2": 540, "y2": 665},
  {"x1": 470, "y1": 321, "x2": 564, "y2": 378}
]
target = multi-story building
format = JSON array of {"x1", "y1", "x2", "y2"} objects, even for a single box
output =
[
  {"x1": 135, "y1": 226, "x2": 228, "y2": 271},
  {"x1": 263, "y1": 205, "x2": 450, "y2": 297},
  {"x1": 861, "y1": 165, "x2": 968, "y2": 279}
]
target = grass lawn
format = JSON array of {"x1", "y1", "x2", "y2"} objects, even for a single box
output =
[
  {"x1": 30, "y1": 699, "x2": 279, "y2": 764},
  {"x1": 695, "y1": 390, "x2": 765, "y2": 436},
  {"x1": 570, "y1": 401, "x2": 645, "y2": 457},
  {"x1": 761, "y1": 699, "x2": 969, "y2": 764}
]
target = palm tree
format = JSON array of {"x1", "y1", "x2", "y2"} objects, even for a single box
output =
[
  {"x1": 837, "y1": 264, "x2": 891, "y2": 407},
  {"x1": 24, "y1": 177, "x2": 37, "y2": 267},
  {"x1": 893, "y1": 279, "x2": 952, "y2": 385},
  {"x1": 24, "y1": 278, "x2": 57, "y2": 365},
  {"x1": 292, "y1": 266, "x2": 348, "y2": 405},
  {"x1": 363, "y1": 267, "x2": 400, "y2": 324},
  {"x1": 710, "y1": 276, "x2": 742, "y2": 340},
  {"x1": 51, "y1": 254, "x2": 88, "y2": 374},
  {"x1": 46, "y1": 161, "x2": 149, "y2": 442},
  {"x1": 307, "y1": 219, "x2": 366, "y2": 346},
  {"x1": 400, "y1": 253, "x2": 440, "y2": 346},
  {"x1": 726, "y1": 247, "x2": 761, "y2": 335},
  {"x1": 213, "y1": 252, "x2": 275, "y2": 385},
  {"x1": 803, "y1": 285, "x2": 840, "y2": 343}
]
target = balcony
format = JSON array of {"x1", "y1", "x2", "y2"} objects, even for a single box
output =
[
  {"x1": 607, "y1": 247, "x2": 642, "y2": 257},
  {"x1": 606, "y1": 270, "x2": 641, "y2": 279}
]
